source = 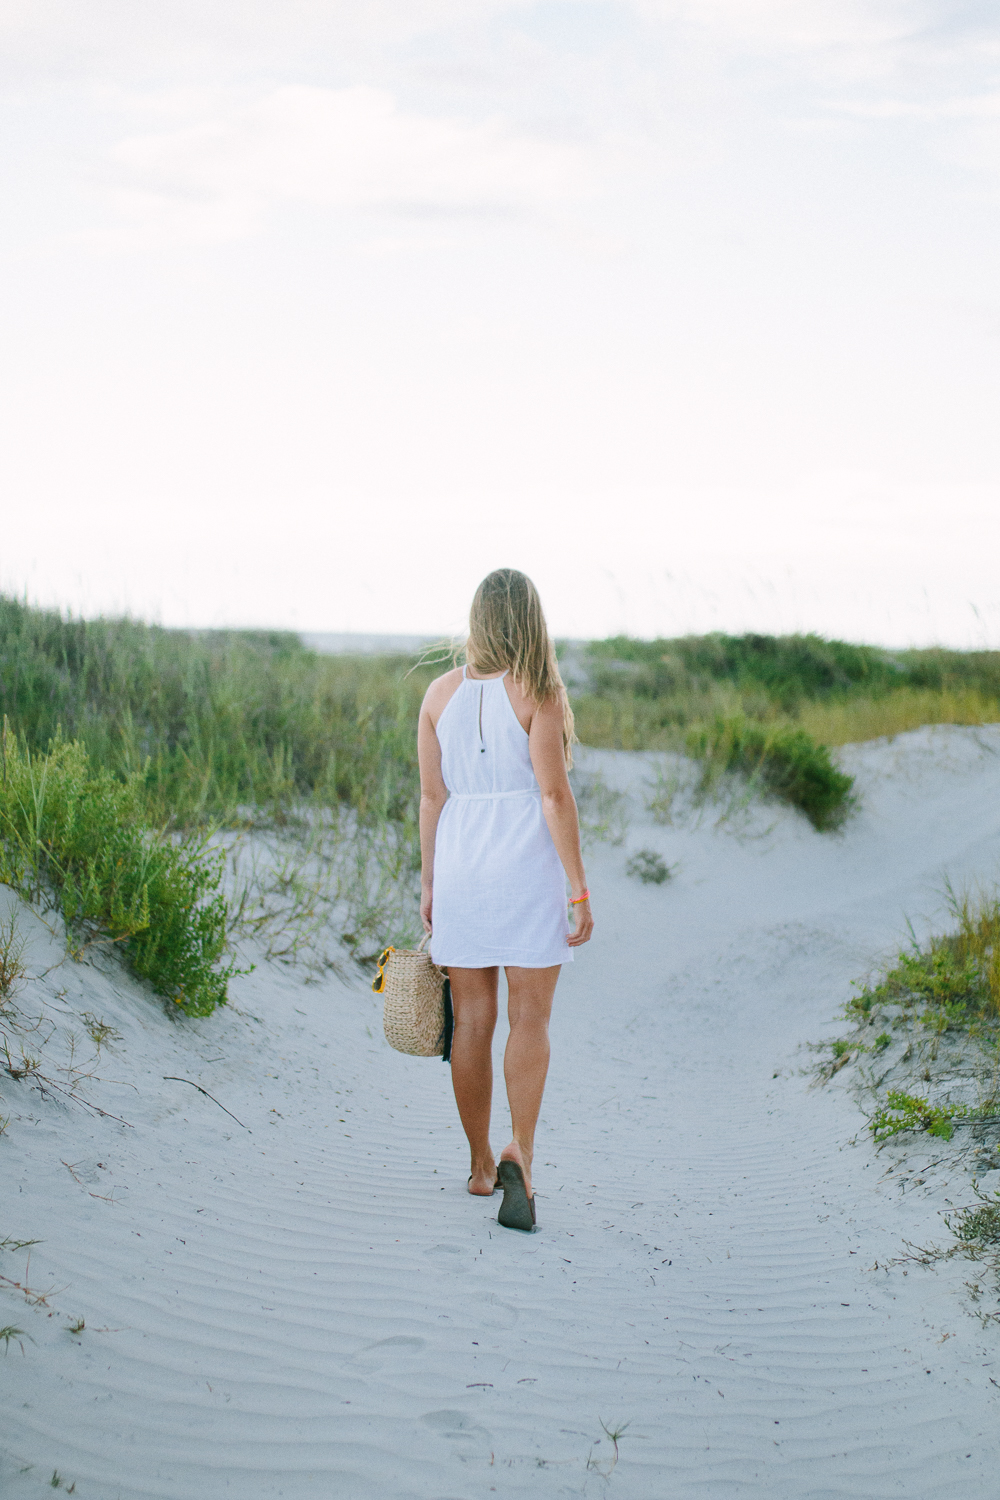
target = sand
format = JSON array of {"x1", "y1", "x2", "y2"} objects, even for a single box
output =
[{"x1": 3, "y1": 724, "x2": 1000, "y2": 1498}]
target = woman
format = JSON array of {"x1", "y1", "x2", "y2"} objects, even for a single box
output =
[{"x1": 418, "y1": 569, "x2": 594, "y2": 1232}]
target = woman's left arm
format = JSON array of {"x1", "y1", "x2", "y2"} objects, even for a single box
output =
[{"x1": 529, "y1": 697, "x2": 594, "y2": 948}]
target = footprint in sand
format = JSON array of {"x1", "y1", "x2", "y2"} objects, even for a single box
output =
[
  {"x1": 421, "y1": 1410, "x2": 492, "y2": 1446},
  {"x1": 350, "y1": 1335, "x2": 426, "y2": 1370}
]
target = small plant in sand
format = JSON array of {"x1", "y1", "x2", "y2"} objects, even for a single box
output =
[
  {"x1": 587, "y1": 1418, "x2": 630, "y2": 1476},
  {"x1": 869, "y1": 1090, "x2": 968, "y2": 1142},
  {"x1": 1, "y1": 1039, "x2": 42, "y2": 1081},
  {"x1": 0, "y1": 908, "x2": 27, "y2": 1000},
  {"x1": 947, "y1": 1188, "x2": 1000, "y2": 1249},
  {"x1": 80, "y1": 1014, "x2": 122, "y2": 1052},
  {"x1": 65, "y1": 1317, "x2": 85, "y2": 1334},
  {"x1": 625, "y1": 849, "x2": 672, "y2": 885},
  {"x1": 889, "y1": 1183, "x2": 1000, "y2": 1297},
  {"x1": 0, "y1": 1324, "x2": 25, "y2": 1355}
]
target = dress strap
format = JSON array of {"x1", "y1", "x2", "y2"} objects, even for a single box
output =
[{"x1": 462, "y1": 664, "x2": 467, "y2": 680}]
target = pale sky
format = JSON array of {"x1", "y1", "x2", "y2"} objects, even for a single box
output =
[{"x1": 1, "y1": 1, "x2": 998, "y2": 645}]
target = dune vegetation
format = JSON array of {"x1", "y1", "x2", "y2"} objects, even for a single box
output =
[
  {"x1": 0, "y1": 596, "x2": 440, "y2": 1012},
  {"x1": 572, "y1": 632, "x2": 1000, "y2": 830},
  {"x1": 820, "y1": 881, "x2": 1000, "y2": 1159},
  {"x1": 3, "y1": 597, "x2": 999, "y2": 1013},
  {"x1": 824, "y1": 882, "x2": 1000, "y2": 1275},
  {"x1": 0, "y1": 595, "x2": 435, "y2": 829}
]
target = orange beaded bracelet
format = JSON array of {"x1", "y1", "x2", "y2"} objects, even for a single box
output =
[{"x1": 568, "y1": 890, "x2": 590, "y2": 905}]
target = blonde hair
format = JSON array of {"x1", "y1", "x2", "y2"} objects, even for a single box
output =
[{"x1": 465, "y1": 569, "x2": 575, "y2": 768}]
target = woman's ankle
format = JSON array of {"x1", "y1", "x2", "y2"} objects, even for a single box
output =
[{"x1": 500, "y1": 1139, "x2": 532, "y2": 1172}]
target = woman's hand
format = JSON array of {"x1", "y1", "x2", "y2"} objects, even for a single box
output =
[
  {"x1": 567, "y1": 896, "x2": 593, "y2": 948},
  {"x1": 420, "y1": 881, "x2": 433, "y2": 934}
]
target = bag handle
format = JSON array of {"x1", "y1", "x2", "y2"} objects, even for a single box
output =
[{"x1": 373, "y1": 931, "x2": 432, "y2": 993}]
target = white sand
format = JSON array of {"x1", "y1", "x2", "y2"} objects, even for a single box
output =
[{"x1": 3, "y1": 725, "x2": 1000, "y2": 1498}]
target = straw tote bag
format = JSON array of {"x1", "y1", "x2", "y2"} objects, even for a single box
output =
[{"x1": 372, "y1": 933, "x2": 453, "y2": 1061}]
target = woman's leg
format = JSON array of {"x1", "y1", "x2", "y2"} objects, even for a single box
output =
[
  {"x1": 448, "y1": 966, "x2": 500, "y2": 1195},
  {"x1": 500, "y1": 965, "x2": 560, "y2": 1198}
]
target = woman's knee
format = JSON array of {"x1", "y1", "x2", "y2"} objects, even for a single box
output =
[
  {"x1": 453, "y1": 998, "x2": 498, "y2": 1040},
  {"x1": 455, "y1": 1013, "x2": 497, "y2": 1041},
  {"x1": 507, "y1": 1011, "x2": 550, "y2": 1043}
]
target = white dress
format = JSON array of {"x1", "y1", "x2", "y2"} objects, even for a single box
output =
[{"x1": 429, "y1": 668, "x2": 572, "y2": 969}]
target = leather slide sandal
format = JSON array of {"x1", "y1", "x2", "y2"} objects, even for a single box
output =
[{"x1": 496, "y1": 1160, "x2": 537, "y2": 1232}]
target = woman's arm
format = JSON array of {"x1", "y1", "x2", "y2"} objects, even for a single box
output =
[
  {"x1": 528, "y1": 696, "x2": 594, "y2": 948},
  {"x1": 417, "y1": 690, "x2": 449, "y2": 933}
]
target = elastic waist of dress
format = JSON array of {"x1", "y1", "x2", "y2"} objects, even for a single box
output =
[{"x1": 448, "y1": 787, "x2": 540, "y2": 801}]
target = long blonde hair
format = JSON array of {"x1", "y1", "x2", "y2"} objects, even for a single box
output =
[{"x1": 465, "y1": 569, "x2": 575, "y2": 768}]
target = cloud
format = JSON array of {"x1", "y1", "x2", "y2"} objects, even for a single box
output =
[
  {"x1": 0, "y1": 1, "x2": 528, "y2": 82},
  {"x1": 96, "y1": 84, "x2": 598, "y2": 246},
  {"x1": 833, "y1": 93, "x2": 1000, "y2": 120},
  {"x1": 631, "y1": 0, "x2": 925, "y2": 52}
]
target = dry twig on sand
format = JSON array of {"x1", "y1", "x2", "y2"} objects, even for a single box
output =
[{"x1": 163, "y1": 1076, "x2": 250, "y2": 1130}]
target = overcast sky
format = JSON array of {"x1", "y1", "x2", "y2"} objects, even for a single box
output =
[{"x1": 1, "y1": 1, "x2": 998, "y2": 645}]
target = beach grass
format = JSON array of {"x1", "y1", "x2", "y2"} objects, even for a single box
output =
[
  {"x1": 5, "y1": 599, "x2": 1000, "y2": 994},
  {"x1": 0, "y1": 595, "x2": 435, "y2": 830},
  {"x1": 796, "y1": 687, "x2": 1000, "y2": 746},
  {"x1": 0, "y1": 728, "x2": 238, "y2": 1015},
  {"x1": 848, "y1": 882, "x2": 1000, "y2": 1028},
  {"x1": 0, "y1": 597, "x2": 440, "y2": 982},
  {"x1": 571, "y1": 632, "x2": 1000, "y2": 828}
]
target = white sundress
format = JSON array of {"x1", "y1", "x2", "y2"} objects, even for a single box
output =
[{"x1": 429, "y1": 668, "x2": 572, "y2": 969}]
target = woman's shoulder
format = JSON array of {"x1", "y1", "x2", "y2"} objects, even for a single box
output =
[{"x1": 421, "y1": 666, "x2": 465, "y2": 720}]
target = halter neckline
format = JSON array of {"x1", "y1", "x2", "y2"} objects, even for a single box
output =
[{"x1": 463, "y1": 666, "x2": 509, "y2": 682}]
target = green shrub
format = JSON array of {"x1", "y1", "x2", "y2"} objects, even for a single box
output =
[
  {"x1": 869, "y1": 1090, "x2": 966, "y2": 1142},
  {"x1": 948, "y1": 1194, "x2": 1000, "y2": 1247},
  {"x1": 685, "y1": 715, "x2": 854, "y2": 830},
  {"x1": 0, "y1": 731, "x2": 236, "y2": 1016}
]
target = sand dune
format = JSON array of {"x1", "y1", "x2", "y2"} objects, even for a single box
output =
[{"x1": 3, "y1": 725, "x2": 1000, "y2": 1498}]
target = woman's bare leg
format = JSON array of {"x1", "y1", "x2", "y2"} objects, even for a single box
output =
[
  {"x1": 447, "y1": 966, "x2": 500, "y2": 1195},
  {"x1": 500, "y1": 965, "x2": 560, "y2": 1198}
]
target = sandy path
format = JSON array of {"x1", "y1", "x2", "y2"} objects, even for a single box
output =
[{"x1": 3, "y1": 726, "x2": 1000, "y2": 1498}]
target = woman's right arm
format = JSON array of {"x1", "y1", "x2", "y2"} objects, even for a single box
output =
[
  {"x1": 528, "y1": 696, "x2": 594, "y2": 948},
  {"x1": 417, "y1": 689, "x2": 449, "y2": 933}
]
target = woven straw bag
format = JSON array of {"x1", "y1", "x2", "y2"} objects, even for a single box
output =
[{"x1": 373, "y1": 933, "x2": 453, "y2": 1061}]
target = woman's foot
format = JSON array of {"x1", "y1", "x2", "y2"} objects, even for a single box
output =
[
  {"x1": 467, "y1": 1156, "x2": 498, "y2": 1196},
  {"x1": 499, "y1": 1141, "x2": 533, "y2": 1199}
]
